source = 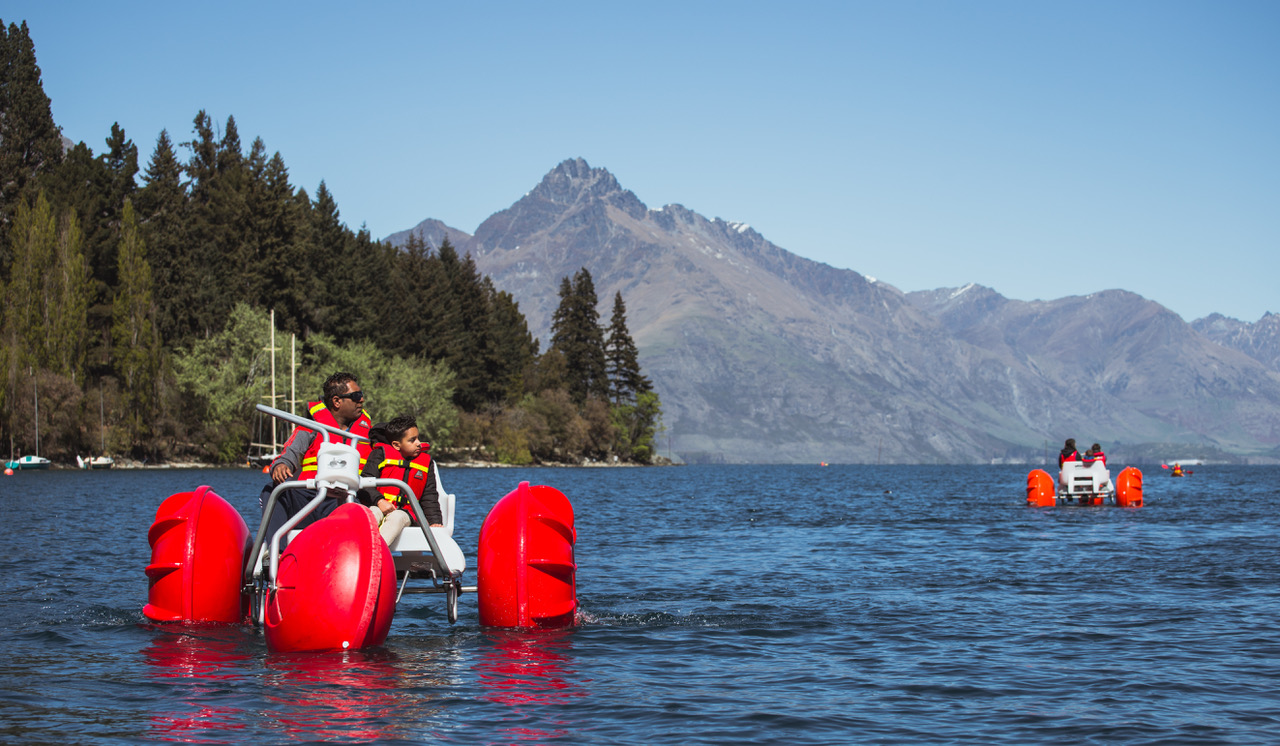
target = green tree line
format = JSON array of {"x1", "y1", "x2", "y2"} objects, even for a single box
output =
[{"x1": 0, "y1": 19, "x2": 660, "y2": 466}]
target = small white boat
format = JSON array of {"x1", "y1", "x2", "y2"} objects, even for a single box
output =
[
  {"x1": 77, "y1": 455, "x2": 114, "y2": 470},
  {"x1": 7, "y1": 378, "x2": 51, "y2": 471},
  {"x1": 6, "y1": 455, "x2": 52, "y2": 470}
]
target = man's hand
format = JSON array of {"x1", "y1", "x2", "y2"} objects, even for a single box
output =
[
  {"x1": 377, "y1": 499, "x2": 397, "y2": 515},
  {"x1": 271, "y1": 462, "x2": 294, "y2": 484}
]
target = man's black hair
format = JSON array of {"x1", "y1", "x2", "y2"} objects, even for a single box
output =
[{"x1": 323, "y1": 372, "x2": 358, "y2": 405}]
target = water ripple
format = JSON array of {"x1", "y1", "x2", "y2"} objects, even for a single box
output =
[{"x1": 1, "y1": 465, "x2": 1279, "y2": 743}]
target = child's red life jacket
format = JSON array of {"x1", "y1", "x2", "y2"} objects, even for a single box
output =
[{"x1": 373, "y1": 448, "x2": 433, "y2": 520}]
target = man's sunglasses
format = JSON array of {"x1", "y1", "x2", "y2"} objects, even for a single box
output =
[{"x1": 336, "y1": 390, "x2": 365, "y2": 403}]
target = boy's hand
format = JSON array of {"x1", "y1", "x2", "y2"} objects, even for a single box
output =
[{"x1": 377, "y1": 498, "x2": 396, "y2": 515}]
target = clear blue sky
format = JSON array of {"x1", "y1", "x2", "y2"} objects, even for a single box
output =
[{"x1": 8, "y1": 1, "x2": 1278, "y2": 322}]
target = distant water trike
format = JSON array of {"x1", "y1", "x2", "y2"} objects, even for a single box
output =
[{"x1": 1026, "y1": 461, "x2": 1143, "y2": 507}]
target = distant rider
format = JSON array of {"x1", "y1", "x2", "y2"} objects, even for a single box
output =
[{"x1": 1057, "y1": 438, "x2": 1079, "y2": 468}]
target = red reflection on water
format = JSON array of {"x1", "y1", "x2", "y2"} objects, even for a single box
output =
[
  {"x1": 144, "y1": 626, "x2": 252, "y2": 680},
  {"x1": 264, "y1": 649, "x2": 416, "y2": 742},
  {"x1": 475, "y1": 629, "x2": 585, "y2": 740},
  {"x1": 143, "y1": 626, "x2": 252, "y2": 742}
]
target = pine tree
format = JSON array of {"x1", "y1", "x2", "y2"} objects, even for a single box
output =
[
  {"x1": 437, "y1": 244, "x2": 492, "y2": 410},
  {"x1": 135, "y1": 129, "x2": 187, "y2": 345},
  {"x1": 484, "y1": 278, "x2": 538, "y2": 403},
  {"x1": 239, "y1": 137, "x2": 273, "y2": 307},
  {"x1": 215, "y1": 116, "x2": 249, "y2": 324},
  {"x1": 103, "y1": 123, "x2": 138, "y2": 209},
  {"x1": 38, "y1": 124, "x2": 141, "y2": 375},
  {"x1": 387, "y1": 232, "x2": 448, "y2": 360},
  {"x1": 4, "y1": 192, "x2": 88, "y2": 383},
  {"x1": 38, "y1": 141, "x2": 115, "y2": 372},
  {"x1": 185, "y1": 111, "x2": 218, "y2": 193},
  {"x1": 50, "y1": 208, "x2": 90, "y2": 385},
  {"x1": 112, "y1": 200, "x2": 159, "y2": 448},
  {"x1": 248, "y1": 145, "x2": 315, "y2": 337},
  {"x1": 0, "y1": 20, "x2": 63, "y2": 252},
  {"x1": 600, "y1": 290, "x2": 661, "y2": 461},
  {"x1": 176, "y1": 111, "x2": 220, "y2": 340},
  {"x1": 348, "y1": 227, "x2": 395, "y2": 344},
  {"x1": 549, "y1": 267, "x2": 608, "y2": 404},
  {"x1": 92, "y1": 123, "x2": 140, "y2": 295},
  {"x1": 182, "y1": 113, "x2": 248, "y2": 338},
  {"x1": 605, "y1": 291, "x2": 651, "y2": 404},
  {"x1": 3, "y1": 191, "x2": 57, "y2": 371},
  {"x1": 306, "y1": 180, "x2": 352, "y2": 332},
  {"x1": 285, "y1": 184, "x2": 322, "y2": 335}
]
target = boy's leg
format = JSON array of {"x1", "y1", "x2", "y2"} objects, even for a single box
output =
[{"x1": 380, "y1": 510, "x2": 411, "y2": 545}]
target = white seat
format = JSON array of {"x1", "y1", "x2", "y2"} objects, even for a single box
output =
[
  {"x1": 387, "y1": 526, "x2": 466, "y2": 575},
  {"x1": 1059, "y1": 460, "x2": 1111, "y2": 494},
  {"x1": 386, "y1": 466, "x2": 463, "y2": 576}
]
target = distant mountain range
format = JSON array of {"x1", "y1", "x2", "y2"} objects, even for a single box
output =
[{"x1": 388, "y1": 159, "x2": 1280, "y2": 464}]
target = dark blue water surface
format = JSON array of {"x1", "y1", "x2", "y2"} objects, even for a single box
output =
[{"x1": 1, "y1": 464, "x2": 1278, "y2": 744}]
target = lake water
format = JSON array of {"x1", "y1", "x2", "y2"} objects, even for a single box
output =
[{"x1": 1, "y1": 464, "x2": 1278, "y2": 744}]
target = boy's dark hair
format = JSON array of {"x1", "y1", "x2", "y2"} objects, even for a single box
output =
[
  {"x1": 323, "y1": 371, "x2": 358, "y2": 404},
  {"x1": 385, "y1": 415, "x2": 418, "y2": 443}
]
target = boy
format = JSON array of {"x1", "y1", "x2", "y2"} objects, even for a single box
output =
[{"x1": 357, "y1": 415, "x2": 442, "y2": 545}]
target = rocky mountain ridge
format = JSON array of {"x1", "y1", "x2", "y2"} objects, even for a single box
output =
[
  {"x1": 389, "y1": 159, "x2": 1280, "y2": 463},
  {"x1": 1191, "y1": 312, "x2": 1280, "y2": 373}
]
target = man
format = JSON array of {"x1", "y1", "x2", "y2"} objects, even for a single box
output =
[{"x1": 258, "y1": 371, "x2": 373, "y2": 552}]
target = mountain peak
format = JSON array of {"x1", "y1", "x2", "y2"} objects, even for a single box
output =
[{"x1": 531, "y1": 157, "x2": 630, "y2": 206}]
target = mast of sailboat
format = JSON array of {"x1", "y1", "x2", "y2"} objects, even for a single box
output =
[
  {"x1": 99, "y1": 388, "x2": 106, "y2": 454},
  {"x1": 33, "y1": 373, "x2": 39, "y2": 458},
  {"x1": 270, "y1": 309, "x2": 278, "y2": 453},
  {"x1": 290, "y1": 333, "x2": 297, "y2": 416}
]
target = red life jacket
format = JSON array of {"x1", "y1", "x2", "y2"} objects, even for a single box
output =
[
  {"x1": 1082, "y1": 450, "x2": 1106, "y2": 465},
  {"x1": 371, "y1": 447, "x2": 432, "y2": 521},
  {"x1": 1058, "y1": 449, "x2": 1079, "y2": 467},
  {"x1": 296, "y1": 401, "x2": 372, "y2": 479},
  {"x1": 373, "y1": 448, "x2": 431, "y2": 501}
]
